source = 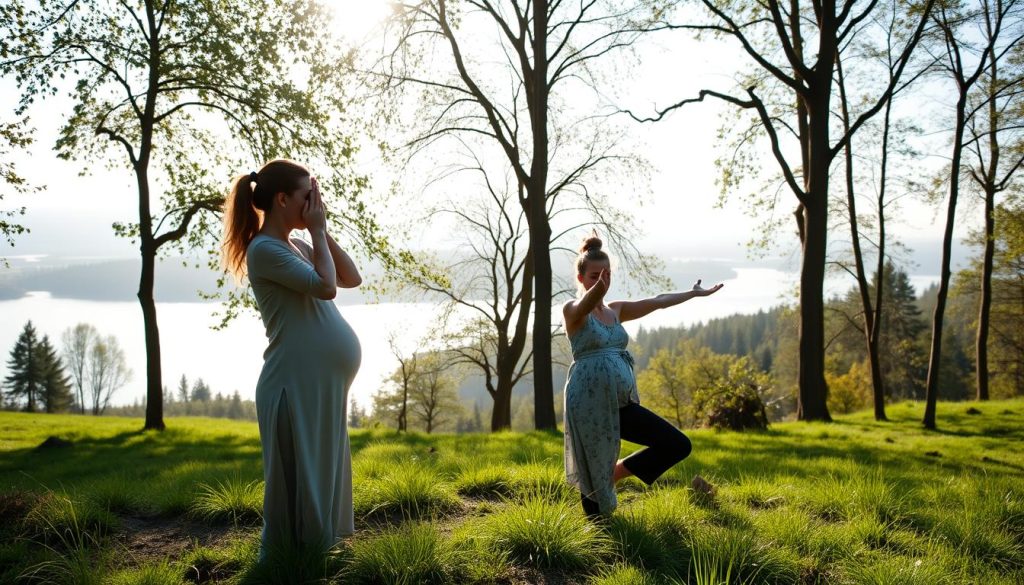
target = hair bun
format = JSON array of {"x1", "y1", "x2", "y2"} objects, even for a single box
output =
[{"x1": 580, "y1": 236, "x2": 603, "y2": 254}]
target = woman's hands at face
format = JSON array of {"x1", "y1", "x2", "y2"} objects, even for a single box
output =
[
  {"x1": 303, "y1": 176, "x2": 327, "y2": 234},
  {"x1": 692, "y1": 279, "x2": 724, "y2": 296}
]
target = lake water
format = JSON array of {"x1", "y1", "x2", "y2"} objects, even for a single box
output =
[{"x1": 0, "y1": 267, "x2": 939, "y2": 408}]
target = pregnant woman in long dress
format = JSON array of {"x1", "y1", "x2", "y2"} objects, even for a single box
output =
[
  {"x1": 221, "y1": 159, "x2": 362, "y2": 556},
  {"x1": 563, "y1": 235, "x2": 722, "y2": 517}
]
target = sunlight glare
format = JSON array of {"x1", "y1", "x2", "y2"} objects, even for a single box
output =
[{"x1": 327, "y1": 0, "x2": 393, "y2": 42}]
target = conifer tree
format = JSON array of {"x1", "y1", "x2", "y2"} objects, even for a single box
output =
[
  {"x1": 37, "y1": 335, "x2": 73, "y2": 413},
  {"x1": 4, "y1": 321, "x2": 42, "y2": 411}
]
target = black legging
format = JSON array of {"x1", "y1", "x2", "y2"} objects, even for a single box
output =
[{"x1": 581, "y1": 402, "x2": 693, "y2": 517}]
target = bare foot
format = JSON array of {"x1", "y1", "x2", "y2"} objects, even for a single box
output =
[{"x1": 612, "y1": 460, "x2": 632, "y2": 484}]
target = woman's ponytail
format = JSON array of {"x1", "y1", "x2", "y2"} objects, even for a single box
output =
[
  {"x1": 221, "y1": 159, "x2": 311, "y2": 282},
  {"x1": 222, "y1": 173, "x2": 262, "y2": 282}
]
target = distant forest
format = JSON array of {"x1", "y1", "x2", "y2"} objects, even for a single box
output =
[{"x1": 629, "y1": 261, "x2": 1019, "y2": 422}]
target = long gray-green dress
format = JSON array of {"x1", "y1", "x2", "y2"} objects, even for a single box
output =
[
  {"x1": 563, "y1": 313, "x2": 639, "y2": 514},
  {"x1": 247, "y1": 234, "x2": 361, "y2": 554}
]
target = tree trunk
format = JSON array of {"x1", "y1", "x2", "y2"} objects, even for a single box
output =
[
  {"x1": 530, "y1": 0, "x2": 556, "y2": 431},
  {"x1": 797, "y1": 196, "x2": 832, "y2": 421},
  {"x1": 795, "y1": 64, "x2": 833, "y2": 422},
  {"x1": 140, "y1": 0, "x2": 164, "y2": 431},
  {"x1": 977, "y1": 184, "x2": 995, "y2": 401},
  {"x1": 140, "y1": 238, "x2": 165, "y2": 430},
  {"x1": 491, "y1": 376, "x2": 513, "y2": 430},
  {"x1": 138, "y1": 164, "x2": 165, "y2": 430},
  {"x1": 872, "y1": 95, "x2": 893, "y2": 419},
  {"x1": 837, "y1": 55, "x2": 887, "y2": 421},
  {"x1": 924, "y1": 96, "x2": 968, "y2": 429},
  {"x1": 399, "y1": 380, "x2": 408, "y2": 432}
]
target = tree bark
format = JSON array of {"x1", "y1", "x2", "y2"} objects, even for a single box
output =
[
  {"x1": 976, "y1": 54, "x2": 1000, "y2": 402},
  {"x1": 140, "y1": 0, "x2": 164, "y2": 431},
  {"x1": 797, "y1": 196, "x2": 832, "y2": 421},
  {"x1": 924, "y1": 94, "x2": 968, "y2": 429},
  {"x1": 530, "y1": 0, "x2": 556, "y2": 431},
  {"x1": 977, "y1": 183, "x2": 995, "y2": 401},
  {"x1": 795, "y1": 41, "x2": 834, "y2": 422},
  {"x1": 872, "y1": 94, "x2": 893, "y2": 419},
  {"x1": 139, "y1": 174, "x2": 165, "y2": 431},
  {"x1": 837, "y1": 54, "x2": 887, "y2": 421},
  {"x1": 491, "y1": 376, "x2": 514, "y2": 430}
]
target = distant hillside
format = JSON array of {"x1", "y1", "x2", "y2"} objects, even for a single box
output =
[
  {"x1": 0, "y1": 258, "x2": 376, "y2": 304},
  {"x1": 633, "y1": 305, "x2": 788, "y2": 371}
]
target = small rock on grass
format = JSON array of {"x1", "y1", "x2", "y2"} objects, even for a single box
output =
[
  {"x1": 36, "y1": 436, "x2": 72, "y2": 449},
  {"x1": 691, "y1": 475, "x2": 717, "y2": 507},
  {"x1": 966, "y1": 407, "x2": 982, "y2": 415}
]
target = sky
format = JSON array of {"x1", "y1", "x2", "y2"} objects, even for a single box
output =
[
  {"x1": 1, "y1": 1, "x2": 973, "y2": 275},
  {"x1": 0, "y1": 0, "x2": 985, "y2": 408}
]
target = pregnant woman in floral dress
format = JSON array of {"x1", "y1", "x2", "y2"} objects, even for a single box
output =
[{"x1": 563, "y1": 235, "x2": 722, "y2": 517}]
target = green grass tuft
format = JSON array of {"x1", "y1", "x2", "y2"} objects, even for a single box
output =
[
  {"x1": 344, "y1": 523, "x2": 455, "y2": 585},
  {"x1": 589, "y1": 563, "x2": 661, "y2": 585},
  {"x1": 606, "y1": 508, "x2": 684, "y2": 578},
  {"x1": 179, "y1": 540, "x2": 245, "y2": 583},
  {"x1": 106, "y1": 560, "x2": 184, "y2": 585},
  {"x1": 453, "y1": 463, "x2": 515, "y2": 499},
  {"x1": 354, "y1": 464, "x2": 460, "y2": 521},
  {"x1": 476, "y1": 494, "x2": 612, "y2": 570},
  {"x1": 24, "y1": 490, "x2": 118, "y2": 544},
  {"x1": 190, "y1": 478, "x2": 263, "y2": 525}
]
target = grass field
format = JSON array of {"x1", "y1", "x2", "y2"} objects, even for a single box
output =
[{"x1": 0, "y1": 399, "x2": 1022, "y2": 584}]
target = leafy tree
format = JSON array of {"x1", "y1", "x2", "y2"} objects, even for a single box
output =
[
  {"x1": 420, "y1": 185, "x2": 533, "y2": 431},
  {"x1": 639, "y1": 0, "x2": 935, "y2": 421},
  {"x1": 373, "y1": 351, "x2": 464, "y2": 433},
  {"x1": 0, "y1": 0, "x2": 371, "y2": 430},
  {"x1": 373, "y1": 0, "x2": 668, "y2": 430},
  {"x1": 954, "y1": 196, "x2": 1024, "y2": 397},
  {"x1": 0, "y1": 118, "x2": 36, "y2": 261},
  {"x1": 370, "y1": 386, "x2": 405, "y2": 430},
  {"x1": 407, "y1": 353, "x2": 463, "y2": 434},
  {"x1": 958, "y1": 2, "x2": 1024, "y2": 401},
  {"x1": 922, "y1": 0, "x2": 1021, "y2": 428},
  {"x1": 691, "y1": 355, "x2": 772, "y2": 431},
  {"x1": 638, "y1": 339, "x2": 774, "y2": 429},
  {"x1": 348, "y1": 401, "x2": 370, "y2": 429},
  {"x1": 4, "y1": 321, "x2": 42, "y2": 411},
  {"x1": 87, "y1": 335, "x2": 131, "y2": 415},
  {"x1": 830, "y1": 0, "x2": 936, "y2": 421},
  {"x1": 61, "y1": 323, "x2": 98, "y2": 414},
  {"x1": 636, "y1": 340, "x2": 711, "y2": 428},
  {"x1": 826, "y1": 358, "x2": 871, "y2": 415}
]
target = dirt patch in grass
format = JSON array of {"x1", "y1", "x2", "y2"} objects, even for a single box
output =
[
  {"x1": 113, "y1": 514, "x2": 244, "y2": 564},
  {"x1": 0, "y1": 490, "x2": 36, "y2": 529}
]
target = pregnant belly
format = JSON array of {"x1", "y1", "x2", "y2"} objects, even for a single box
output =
[{"x1": 267, "y1": 308, "x2": 361, "y2": 376}]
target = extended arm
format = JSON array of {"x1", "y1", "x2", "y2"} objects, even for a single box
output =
[{"x1": 611, "y1": 280, "x2": 724, "y2": 323}]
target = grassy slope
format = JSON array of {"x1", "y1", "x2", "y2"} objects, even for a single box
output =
[{"x1": 0, "y1": 399, "x2": 1021, "y2": 584}]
